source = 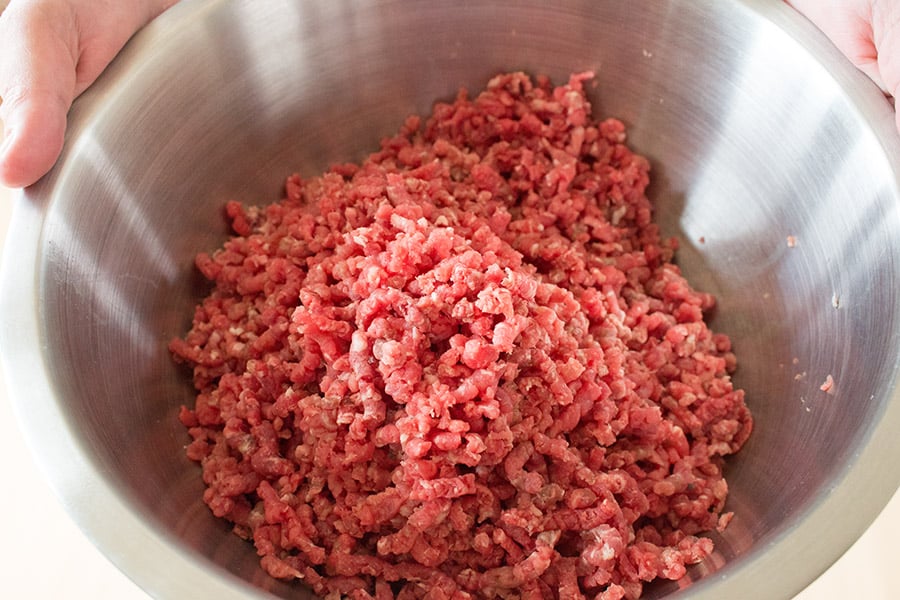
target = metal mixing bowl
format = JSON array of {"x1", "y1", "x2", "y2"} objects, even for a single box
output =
[{"x1": 3, "y1": 0, "x2": 900, "y2": 598}]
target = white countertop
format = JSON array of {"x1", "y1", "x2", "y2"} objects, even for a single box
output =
[{"x1": 0, "y1": 178, "x2": 898, "y2": 598}]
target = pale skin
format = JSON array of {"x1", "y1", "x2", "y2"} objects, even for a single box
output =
[
  {"x1": 0, "y1": 0, "x2": 898, "y2": 189},
  {"x1": 787, "y1": 0, "x2": 900, "y2": 116},
  {"x1": 0, "y1": 0, "x2": 178, "y2": 188}
]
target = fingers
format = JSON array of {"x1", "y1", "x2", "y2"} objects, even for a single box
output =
[
  {"x1": 0, "y1": 1, "x2": 78, "y2": 188},
  {"x1": 870, "y1": 2, "x2": 900, "y2": 101},
  {"x1": 0, "y1": 0, "x2": 180, "y2": 189},
  {"x1": 0, "y1": 88, "x2": 70, "y2": 189},
  {"x1": 786, "y1": 0, "x2": 880, "y2": 73},
  {"x1": 785, "y1": 0, "x2": 900, "y2": 134}
]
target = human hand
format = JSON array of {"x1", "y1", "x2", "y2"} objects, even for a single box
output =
[
  {"x1": 0, "y1": 0, "x2": 180, "y2": 188},
  {"x1": 787, "y1": 0, "x2": 900, "y2": 131}
]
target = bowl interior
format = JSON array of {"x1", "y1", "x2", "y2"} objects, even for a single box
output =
[{"x1": 5, "y1": 1, "x2": 900, "y2": 598}]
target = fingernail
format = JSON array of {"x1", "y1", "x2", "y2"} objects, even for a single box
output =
[
  {"x1": 0, "y1": 136, "x2": 12, "y2": 171},
  {"x1": 0, "y1": 131, "x2": 14, "y2": 186},
  {"x1": 0, "y1": 133, "x2": 11, "y2": 163}
]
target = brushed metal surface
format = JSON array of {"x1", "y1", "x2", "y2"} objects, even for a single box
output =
[{"x1": 3, "y1": 0, "x2": 900, "y2": 598}]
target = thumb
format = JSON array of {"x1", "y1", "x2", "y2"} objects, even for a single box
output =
[
  {"x1": 0, "y1": 87, "x2": 70, "y2": 189},
  {"x1": 0, "y1": 2, "x2": 78, "y2": 188}
]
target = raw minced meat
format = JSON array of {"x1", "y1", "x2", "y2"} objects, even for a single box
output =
[{"x1": 170, "y1": 71, "x2": 753, "y2": 600}]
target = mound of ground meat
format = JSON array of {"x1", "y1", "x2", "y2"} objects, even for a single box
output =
[{"x1": 170, "y1": 72, "x2": 753, "y2": 600}]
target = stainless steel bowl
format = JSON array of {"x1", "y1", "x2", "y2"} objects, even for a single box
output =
[{"x1": 4, "y1": 0, "x2": 900, "y2": 598}]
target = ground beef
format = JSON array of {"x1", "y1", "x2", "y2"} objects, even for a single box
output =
[{"x1": 170, "y1": 72, "x2": 753, "y2": 600}]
